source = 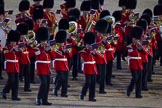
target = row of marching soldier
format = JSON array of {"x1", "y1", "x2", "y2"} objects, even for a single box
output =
[{"x1": 0, "y1": 0, "x2": 162, "y2": 106}]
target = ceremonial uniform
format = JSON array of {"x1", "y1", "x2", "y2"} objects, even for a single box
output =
[{"x1": 29, "y1": 0, "x2": 42, "y2": 15}]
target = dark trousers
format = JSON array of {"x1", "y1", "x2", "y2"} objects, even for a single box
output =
[
  {"x1": 38, "y1": 75, "x2": 50, "y2": 103},
  {"x1": 97, "y1": 64, "x2": 106, "y2": 92},
  {"x1": 147, "y1": 55, "x2": 153, "y2": 81},
  {"x1": 127, "y1": 70, "x2": 142, "y2": 97},
  {"x1": 0, "y1": 51, "x2": 2, "y2": 77},
  {"x1": 20, "y1": 64, "x2": 30, "y2": 90},
  {"x1": 116, "y1": 50, "x2": 122, "y2": 69},
  {"x1": 3, "y1": 73, "x2": 19, "y2": 98},
  {"x1": 106, "y1": 60, "x2": 113, "y2": 84},
  {"x1": 55, "y1": 71, "x2": 68, "y2": 95},
  {"x1": 72, "y1": 54, "x2": 81, "y2": 78},
  {"x1": 142, "y1": 63, "x2": 148, "y2": 89},
  {"x1": 81, "y1": 74, "x2": 96, "y2": 100},
  {"x1": 30, "y1": 57, "x2": 36, "y2": 82},
  {"x1": 68, "y1": 58, "x2": 73, "y2": 71},
  {"x1": 157, "y1": 41, "x2": 162, "y2": 64}
]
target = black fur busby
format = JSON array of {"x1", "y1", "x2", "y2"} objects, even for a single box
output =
[
  {"x1": 159, "y1": 0, "x2": 162, "y2": 4},
  {"x1": 80, "y1": 1, "x2": 91, "y2": 11},
  {"x1": 55, "y1": 30, "x2": 67, "y2": 43},
  {"x1": 0, "y1": 5, "x2": 4, "y2": 15},
  {"x1": 129, "y1": 26, "x2": 144, "y2": 40},
  {"x1": 126, "y1": 0, "x2": 137, "y2": 9},
  {"x1": 140, "y1": 13, "x2": 151, "y2": 25},
  {"x1": 58, "y1": 18, "x2": 69, "y2": 30},
  {"x1": 136, "y1": 19, "x2": 148, "y2": 31},
  {"x1": 16, "y1": 22, "x2": 29, "y2": 35},
  {"x1": 0, "y1": 0, "x2": 4, "y2": 9},
  {"x1": 84, "y1": 32, "x2": 96, "y2": 45},
  {"x1": 33, "y1": 0, "x2": 42, "y2": 1},
  {"x1": 25, "y1": 19, "x2": 34, "y2": 30},
  {"x1": 106, "y1": 23, "x2": 112, "y2": 34},
  {"x1": 43, "y1": 0, "x2": 54, "y2": 9},
  {"x1": 119, "y1": 0, "x2": 127, "y2": 7},
  {"x1": 112, "y1": 10, "x2": 122, "y2": 22},
  {"x1": 153, "y1": 4, "x2": 162, "y2": 16},
  {"x1": 19, "y1": 0, "x2": 30, "y2": 12},
  {"x1": 99, "y1": 0, "x2": 104, "y2": 6},
  {"x1": 66, "y1": 0, "x2": 76, "y2": 8},
  {"x1": 7, "y1": 30, "x2": 20, "y2": 42},
  {"x1": 32, "y1": 5, "x2": 44, "y2": 21},
  {"x1": 36, "y1": 27, "x2": 49, "y2": 42},
  {"x1": 91, "y1": 0, "x2": 100, "y2": 10},
  {"x1": 99, "y1": 10, "x2": 111, "y2": 19},
  {"x1": 69, "y1": 8, "x2": 80, "y2": 20},
  {"x1": 95, "y1": 19, "x2": 109, "y2": 34},
  {"x1": 142, "y1": 8, "x2": 153, "y2": 19}
]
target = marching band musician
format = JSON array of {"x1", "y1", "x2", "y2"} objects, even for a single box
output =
[
  {"x1": 16, "y1": 23, "x2": 31, "y2": 92},
  {"x1": 32, "y1": 5, "x2": 44, "y2": 32},
  {"x1": 154, "y1": 4, "x2": 162, "y2": 66},
  {"x1": 43, "y1": 0, "x2": 58, "y2": 40},
  {"x1": 15, "y1": 0, "x2": 31, "y2": 25},
  {"x1": 60, "y1": 0, "x2": 76, "y2": 19},
  {"x1": 126, "y1": 26, "x2": 145, "y2": 98},
  {"x1": 79, "y1": 32, "x2": 98, "y2": 102},
  {"x1": 118, "y1": 0, "x2": 127, "y2": 13},
  {"x1": 78, "y1": 0, "x2": 91, "y2": 32},
  {"x1": 29, "y1": 0, "x2": 42, "y2": 15},
  {"x1": 53, "y1": 30, "x2": 69, "y2": 97},
  {"x1": 94, "y1": 19, "x2": 108, "y2": 94},
  {"x1": 35, "y1": 27, "x2": 52, "y2": 105},
  {"x1": 2, "y1": 30, "x2": 21, "y2": 101}
]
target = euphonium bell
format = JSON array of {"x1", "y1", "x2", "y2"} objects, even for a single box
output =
[{"x1": 96, "y1": 44, "x2": 105, "y2": 53}]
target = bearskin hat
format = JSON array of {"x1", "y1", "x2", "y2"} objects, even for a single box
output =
[
  {"x1": 7, "y1": 30, "x2": 20, "y2": 42},
  {"x1": 91, "y1": 0, "x2": 100, "y2": 10},
  {"x1": 19, "y1": 0, "x2": 30, "y2": 12},
  {"x1": 55, "y1": 30, "x2": 67, "y2": 43},
  {"x1": 142, "y1": 8, "x2": 153, "y2": 19},
  {"x1": 58, "y1": 18, "x2": 69, "y2": 30},
  {"x1": 140, "y1": 13, "x2": 151, "y2": 25},
  {"x1": 84, "y1": 32, "x2": 96, "y2": 45},
  {"x1": 112, "y1": 10, "x2": 122, "y2": 22},
  {"x1": 153, "y1": 4, "x2": 162, "y2": 16},
  {"x1": 43, "y1": 0, "x2": 54, "y2": 9},
  {"x1": 36, "y1": 27, "x2": 49, "y2": 42},
  {"x1": 129, "y1": 26, "x2": 144, "y2": 40},
  {"x1": 99, "y1": 0, "x2": 104, "y2": 6},
  {"x1": 136, "y1": 19, "x2": 148, "y2": 31},
  {"x1": 16, "y1": 22, "x2": 29, "y2": 35},
  {"x1": 0, "y1": 0, "x2": 4, "y2": 9},
  {"x1": 106, "y1": 23, "x2": 112, "y2": 34},
  {"x1": 80, "y1": 1, "x2": 91, "y2": 11},
  {"x1": 99, "y1": 10, "x2": 111, "y2": 19},
  {"x1": 159, "y1": 0, "x2": 162, "y2": 4},
  {"x1": 66, "y1": 0, "x2": 76, "y2": 8},
  {"x1": 69, "y1": 8, "x2": 80, "y2": 20},
  {"x1": 95, "y1": 19, "x2": 109, "y2": 34},
  {"x1": 25, "y1": 19, "x2": 34, "y2": 30},
  {"x1": 33, "y1": 0, "x2": 42, "y2": 1},
  {"x1": 119, "y1": 0, "x2": 127, "y2": 7},
  {"x1": 0, "y1": 5, "x2": 4, "y2": 15},
  {"x1": 126, "y1": 0, "x2": 137, "y2": 9},
  {"x1": 32, "y1": 5, "x2": 44, "y2": 21}
]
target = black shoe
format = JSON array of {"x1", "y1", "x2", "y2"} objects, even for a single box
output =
[
  {"x1": 126, "y1": 89, "x2": 131, "y2": 97},
  {"x1": 24, "y1": 89, "x2": 32, "y2": 92},
  {"x1": 2, "y1": 91, "x2": 6, "y2": 99},
  {"x1": 54, "y1": 92, "x2": 58, "y2": 97},
  {"x1": 106, "y1": 82, "x2": 113, "y2": 86},
  {"x1": 12, "y1": 97, "x2": 21, "y2": 101},
  {"x1": 68, "y1": 84, "x2": 71, "y2": 88},
  {"x1": 0, "y1": 76, "x2": 4, "y2": 80},
  {"x1": 112, "y1": 75, "x2": 115, "y2": 78},
  {"x1": 136, "y1": 95, "x2": 143, "y2": 98},
  {"x1": 152, "y1": 72, "x2": 155, "y2": 74},
  {"x1": 148, "y1": 79, "x2": 153, "y2": 82},
  {"x1": 99, "y1": 91, "x2": 107, "y2": 94},
  {"x1": 80, "y1": 94, "x2": 84, "y2": 100},
  {"x1": 42, "y1": 102, "x2": 52, "y2": 106},
  {"x1": 72, "y1": 77, "x2": 78, "y2": 81},
  {"x1": 19, "y1": 78, "x2": 23, "y2": 82},
  {"x1": 35, "y1": 98, "x2": 41, "y2": 105},
  {"x1": 30, "y1": 81, "x2": 36, "y2": 84},
  {"x1": 142, "y1": 88, "x2": 148, "y2": 91},
  {"x1": 61, "y1": 94, "x2": 68, "y2": 97},
  {"x1": 117, "y1": 67, "x2": 122, "y2": 70},
  {"x1": 89, "y1": 98, "x2": 96, "y2": 102}
]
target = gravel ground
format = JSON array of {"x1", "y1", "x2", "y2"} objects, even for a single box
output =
[{"x1": 0, "y1": 0, "x2": 162, "y2": 108}]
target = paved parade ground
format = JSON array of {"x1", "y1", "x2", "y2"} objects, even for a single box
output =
[{"x1": 0, "y1": 0, "x2": 162, "y2": 108}]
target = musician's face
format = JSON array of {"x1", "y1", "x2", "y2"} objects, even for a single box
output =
[
  {"x1": 10, "y1": 41, "x2": 17, "y2": 46},
  {"x1": 40, "y1": 40, "x2": 47, "y2": 46}
]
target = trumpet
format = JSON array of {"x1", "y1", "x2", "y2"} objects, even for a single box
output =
[{"x1": 91, "y1": 42, "x2": 106, "y2": 53}]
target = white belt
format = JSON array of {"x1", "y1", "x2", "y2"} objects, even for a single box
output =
[
  {"x1": 35, "y1": 60, "x2": 51, "y2": 70},
  {"x1": 82, "y1": 61, "x2": 96, "y2": 71},
  {"x1": 127, "y1": 56, "x2": 141, "y2": 65},
  {"x1": 106, "y1": 48, "x2": 114, "y2": 51},
  {"x1": 4, "y1": 60, "x2": 18, "y2": 69},
  {"x1": 23, "y1": 51, "x2": 29, "y2": 54},
  {"x1": 52, "y1": 58, "x2": 67, "y2": 68}
]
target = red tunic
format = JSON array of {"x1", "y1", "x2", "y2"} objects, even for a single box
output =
[
  {"x1": 3, "y1": 45, "x2": 20, "y2": 73},
  {"x1": 15, "y1": 12, "x2": 31, "y2": 25},
  {"x1": 60, "y1": 3, "x2": 69, "y2": 19},
  {"x1": 79, "y1": 49, "x2": 98, "y2": 75},
  {"x1": 105, "y1": 44, "x2": 115, "y2": 61}
]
